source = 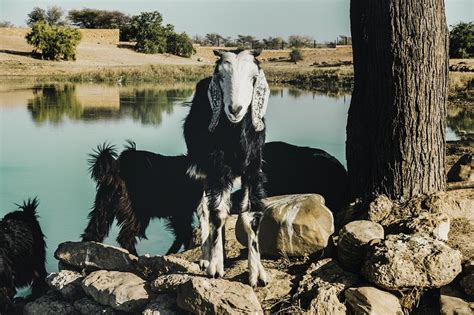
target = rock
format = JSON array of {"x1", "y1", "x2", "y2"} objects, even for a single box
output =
[
  {"x1": 236, "y1": 194, "x2": 335, "y2": 257},
  {"x1": 345, "y1": 286, "x2": 403, "y2": 315},
  {"x1": 223, "y1": 259, "x2": 294, "y2": 311},
  {"x1": 439, "y1": 285, "x2": 474, "y2": 315},
  {"x1": 82, "y1": 270, "x2": 152, "y2": 312},
  {"x1": 24, "y1": 291, "x2": 75, "y2": 315},
  {"x1": 142, "y1": 294, "x2": 180, "y2": 315},
  {"x1": 447, "y1": 154, "x2": 473, "y2": 182},
  {"x1": 387, "y1": 212, "x2": 451, "y2": 241},
  {"x1": 448, "y1": 218, "x2": 474, "y2": 263},
  {"x1": 170, "y1": 246, "x2": 200, "y2": 263},
  {"x1": 362, "y1": 234, "x2": 462, "y2": 290},
  {"x1": 176, "y1": 277, "x2": 262, "y2": 314},
  {"x1": 460, "y1": 271, "x2": 474, "y2": 296},
  {"x1": 367, "y1": 195, "x2": 393, "y2": 223},
  {"x1": 46, "y1": 270, "x2": 84, "y2": 300},
  {"x1": 337, "y1": 220, "x2": 384, "y2": 270},
  {"x1": 138, "y1": 255, "x2": 201, "y2": 279},
  {"x1": 294, "y1": 258, "x2": 359, "y2": 314},
  {"x1": 54, "y1": 241, "x2": 139, "y2": 273},
  {"x1": 224, "y1": 214, "x2": 245, "y2": 259},
  {"x1": 74, "y1": 297, "x2": 116, "y2": 315},
  {"x1": 151, "y1": 274, "x2": 194, "y2": 293}
]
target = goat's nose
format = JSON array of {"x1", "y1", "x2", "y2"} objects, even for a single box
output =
[{"x1": 229, "y1": 105, "x2": 243, "y2": 116}]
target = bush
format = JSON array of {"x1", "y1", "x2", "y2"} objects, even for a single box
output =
[
  {"x1": 166, "y1": 32, "x2": 195, "y2": 57},
  {"x1": 449, "y1": 22, "x2": 474, "y2": 58},
  {"x1": 26, "y1": 22, "x2": 82, "y2": 61},
  {"x1": 130, "y1": 11, "x2": 168, "y2": 54},
  {"x1": 289, "y1": 48, "x2": 303, "y2": 63}
]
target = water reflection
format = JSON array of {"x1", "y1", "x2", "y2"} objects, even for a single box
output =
[{"x1": 26, "y1": 84, "x2": 195, "y2": 125}]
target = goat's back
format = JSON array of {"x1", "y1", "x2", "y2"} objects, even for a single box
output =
[{"x1": 262, "y1": 141, "x2": 348, "y2": 212}]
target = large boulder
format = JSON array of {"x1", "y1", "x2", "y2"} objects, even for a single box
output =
[
  {"x1": 23, "y1": 291, "x2": 75, "y2": 315},
  {"x1": 345, "y1": 286, "x2": 403, "y2": 315},
  {"x1": 176, "y1": 277, "x2": 262, "y2": 314},
  {"x1": 337, "y1": 220, "x2": 384, "y2": 270},
  {"x1": 362, "y1": 234, "x2": 462, "y2": 290},
  {"x1": 294, "y1": 258, "x2": 359, "y2": 314},
  {"x1": 236, "y1": 194, "x2": 334, "y2": 257},
  {"x1": 151, "y1": 274, "x2": 194, "y2": 293},
  {"x1": 138, "y1": 254, "x2": 200, "y2": 279},
  {"x1": 46, "y1": 270, "x2": 84, "y2": 300},
  {"x1": 386, "y1": 212, "x2": 451, "y2": 241},
  {"x1": 55, "y1": 241, "x2": 139, "y2": 273},
  {"x1": 460, "y1": 271, "x2": 474, "y2": 297},
  {"x1": 82, "y1": 270, "x2": 152, "y2": 312},
  {"x1": 367, "y1": 195, "x2": 393, "y2": 223},
  {"x1": 447, "y1": 153, "x2": 473, "y2": 182}
]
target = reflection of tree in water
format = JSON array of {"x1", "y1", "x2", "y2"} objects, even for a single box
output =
[
  {"x1": 447, "y1": 106, "x2": 473, "y2": 136},
  {"x1": 119, "y1": 88, "x2": 194, "y2": 125},
  {"x1": 27, "y1": 85, "x2": 83, "y2": 124}
]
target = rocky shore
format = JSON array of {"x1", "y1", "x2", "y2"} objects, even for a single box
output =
[{"x1": 11, "y1": 184, "x2": 473, "y2": 314}]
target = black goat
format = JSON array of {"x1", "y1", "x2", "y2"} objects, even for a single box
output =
[
  {"x1": 81, "y1": 142, "x2": 202, "y2": 256},
  {"x1": 183, "y1": 49, "x2": 270, "y2": 287},
  {"x1": 0, "y1": 198, "x2": 47, "y2": 313}
]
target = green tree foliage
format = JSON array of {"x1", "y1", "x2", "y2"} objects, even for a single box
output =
[
  {"x1": 25, "y1": 22, "x2": 82, "y2": 61},
  {"x1": 166, "y1": 32, "x2": 196, "y2": 57},
  {"x1": 449, "y1": 22, "x2": 474, "y2": 58},
  {"x1": 288, "y1": 35, "x2": 313, "y2": 48},
  {"x1": 27, "y1": 6, "x2": 65, "y2": 26},
  {"x1": 289, "y1": 48, "x2": 303, "y2": 63}
]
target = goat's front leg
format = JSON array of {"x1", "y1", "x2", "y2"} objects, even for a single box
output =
[
  {"x1": 241, "y1": 170, "x2": 267, "y2": 287},
  {"x1": 206, "y1": 187, "x2": 231, "y2": 278},
  {"x1": 197, "y1": 192, "x2": 210, "y2": 270}
]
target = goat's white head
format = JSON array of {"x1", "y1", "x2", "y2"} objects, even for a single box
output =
[{"x1": 208, "y1": 49, "x2": 269, "y2": 132}]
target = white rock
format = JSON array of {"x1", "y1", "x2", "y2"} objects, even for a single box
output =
[
  {"x1": 46, "y1": 270, "x2": 84, "y2": 300},
  {"x1": 345, "y1": 286, "x2": 403, "y2": 315}
]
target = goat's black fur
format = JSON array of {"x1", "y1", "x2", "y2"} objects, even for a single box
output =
[
  {"x1": 81, "y1": 143, "x2": 203, "y2": 256},
  {"x1": 0, "y1": 198, "x2": 47, "y2": 313}
]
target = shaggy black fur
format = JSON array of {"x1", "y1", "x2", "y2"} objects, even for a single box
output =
[
  {"x1": 183, "y1": 77, "x2": 267, "y2": 213},
  {"x1": 81, "y1": 142, "x2": 203, "y2": 256},
  {"x1": 0, "y1": 198, "x2": 47, "y2": 313},
  {"x1": 231, "y1": 142, "x2": 348, "y2": 213},
  {"x1": 263, "y1": 141, "x2": 348, "y2": 211}
]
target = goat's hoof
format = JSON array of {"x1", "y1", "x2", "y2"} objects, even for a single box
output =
[
  {"x1": 257, "y1": 278, "x2": 268, "y2": 287},
  {"x1": 199, "y1": 260, "x2": 209, "y2": 271}
]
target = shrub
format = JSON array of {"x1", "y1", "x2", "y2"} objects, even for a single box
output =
[
  {"x1": 25, "y1": 22, "x2": 82, "y2": 61},
  {"x1": 289, "y1": 48, "x2": 303, "y2": 63},
  {"x1": 449, "y1": 22, "x2": 474, "y2": 58},
  {"x1": 131, "y1": 11, "x2": 168, "y2": 54},
  {"x1": 166, "y1": 32, "x2": 195, "y2": 57}
]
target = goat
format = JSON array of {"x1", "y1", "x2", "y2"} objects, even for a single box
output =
[
  {"x1": 183, "y1": 49, "x2": 270, "y2": 287},
  {"x1": 81, "y1": 142, "x2": 203, "y2": 256},
  {"x1": 0, "y1": 198, "x2": 47, "y2": 313}
]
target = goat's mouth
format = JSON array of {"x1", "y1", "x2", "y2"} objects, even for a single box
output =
[{"x1": 226, "y1": 114, "x2": 243, "y2": 123}]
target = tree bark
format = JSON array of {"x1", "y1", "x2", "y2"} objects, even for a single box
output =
[{"x1": 346, "y1": 0, "x2": 449, "y2": 201}]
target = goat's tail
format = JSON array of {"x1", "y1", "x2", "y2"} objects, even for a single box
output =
[
  {"x1": 16, "y1": 197, "x2": 39, "y2": 217},
  {"x1": 82, "y1": 143, "x2": 121, "y2": 243}
]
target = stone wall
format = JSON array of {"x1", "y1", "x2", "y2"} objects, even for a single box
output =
[{"x1": 0, "y1": 27, "x2": 119, "y2": 45}]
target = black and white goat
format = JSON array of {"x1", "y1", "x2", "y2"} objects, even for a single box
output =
[
  {"x1": 183, "y1": 49, "x2": 269, "y2": 287},
  {"x1": 0, "y1": 198, "x2": 47, "y2": 313},
  {"x1": 81, "y1": 142, "x2": 203, "y2": 256}
]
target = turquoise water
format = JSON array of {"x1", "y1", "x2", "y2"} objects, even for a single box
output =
[{"x1": 0, "y1": 82, "x2": 351, "y2": 275}]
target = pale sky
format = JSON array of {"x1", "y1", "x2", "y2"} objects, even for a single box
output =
[{"x1": 0, "y1": 0, "x2": 472, "y2": 42}]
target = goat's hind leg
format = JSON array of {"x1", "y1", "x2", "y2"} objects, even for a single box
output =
[{"x1": 207, "y1": 188, "x2": 231, "y2": 278}]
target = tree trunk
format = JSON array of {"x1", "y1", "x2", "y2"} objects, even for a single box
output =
[{"x1": 346, "y1": 0, "x2": 449, "y2": 201}]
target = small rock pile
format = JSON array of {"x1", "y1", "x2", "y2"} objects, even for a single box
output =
[{"x1": 19, "y1": 193, "x2": 473, "y2": 314}]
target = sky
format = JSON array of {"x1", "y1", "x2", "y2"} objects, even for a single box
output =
[{"x1": 1, "y1": 0, "x2": 472, "y2": 42}]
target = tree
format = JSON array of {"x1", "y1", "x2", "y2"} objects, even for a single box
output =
[
  {"x1": 205, "y1": 33, "x2": 224, "y2": 46},
  {"x1": 346, "y1": 0, "x2": 448, "y2": 201},
  {"x1": 449, "y1": 22, "x2": 474, "y2": 58},
  {"x1": 166, "y1": 32, "x2": 195, "y2": 57},
  {"x1": 130, "y1": 11, "x2": 168, "y2": 53},
  {"x1": 288, "y1": 35, "x2": 313, "y2": 48},
  {"x1": 45, "y1": 6, "x2": 65, "y2": 26},
  {"x1": 26, "y1": 22, "x2": 82, "y2": 60},
  {"x1": 262, "y1": 37, "x2": 285, "y2": 50},
  {"x1": 27, "y1": 7, "x2": 46, "y2": 26},
  {"x1": 68, "y1": 8, "x2": 130, "y2": 29},
  {"x1": 0, "y1": 21, "x2": 14, "y2": 27}
]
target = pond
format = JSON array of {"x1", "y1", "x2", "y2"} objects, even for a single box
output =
[{"x1": 0, "y1": 81, "x2": 461, "y2": 277}]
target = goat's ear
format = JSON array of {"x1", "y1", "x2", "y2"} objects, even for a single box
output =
[
  {"x1": 250, "y1": 49, "x2": 262, "y2": 57},
  {"x1": 251, "y1": 70, "x2": 269, "y2": 132},
  {"x1": 207, "y1": 75, "x2": 223, "y2": 132},
  {"x1": 213, "y1": 49, "x2": 225, "y2": 57}
]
